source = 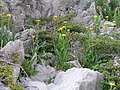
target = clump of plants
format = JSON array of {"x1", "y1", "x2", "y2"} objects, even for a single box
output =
[
  {"x1": 0, "y1": 65, "x2": 23, "y2": 90},
  {"x1": 114, "y1": 7, "x2": 120, "y2": 27},
  {"x1": 53, "y1": 31, "x2": 71, "y2": 70},
  {"x1": 95, "y1": 60, "x2": 120, "y2": 90},
  {"x1": 95, "y1": 0, "x2": 119, "y2": 21}
]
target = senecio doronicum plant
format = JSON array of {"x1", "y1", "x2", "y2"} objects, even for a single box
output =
[
  {"x1": 0, "y1": 3, "x2": 13, "y2": 47},
  {"x1": 114, "y1": 7, "x2": 120, "y2": 27}
]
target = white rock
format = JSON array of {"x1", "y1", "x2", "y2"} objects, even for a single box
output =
[
  {"x1": 0, "y1": 40, "x2": 24, "y2": 64},
  {"x1": 31, "y1": 65, "x2": 57, "y2": 83},
  {"x1": 74, "y1": 2, "x2": 96, "y2": 28},
  {"x1": 15, "y1": 28, "x2": 36, "y2": 52},
  {"x1": 26, "y1": 81, "x2": 47, "y2": 90},
  {"x1": 47, "y1": 68, "x2": 103, "y2": 90}
]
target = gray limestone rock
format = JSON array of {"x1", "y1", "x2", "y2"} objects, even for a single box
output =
[
  {"x1": 0, "y1": 40, "x2": 24, "y2": 64},
  {"x1": 47, "y1": 68, "x2": 103, "y2": 90},
  {"x1": 15, "y1": 28, "x2": 36, "y2": 53}
]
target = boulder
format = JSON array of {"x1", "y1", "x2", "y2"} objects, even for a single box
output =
[
  {"x1": 15, "y1": 28, "x2": 36, "y2": 53},
  {"x1": 25, "y1": 81, "x2": 47, "y2": 90},
  {"x1": 74, "y1": 2, "x2": 96, "y2": 28},
  {"x1": 31, "y1": 65, "x2": 57, "y2": 83},
  {"x1": 0, "y1": 0, "x2": 93, "y2": 31},
  {"x1": 0, "y1": 40, "x2": 24, "y2": 64},
  {"x1": 20, "y1": 77, "x2": 47, "y2": 90},
  {"x1": 0, "y1": 82, "x2": 11, "y2": 90},
  {"x1": 47, "y1": 67, "x2": 103, "y2": 90}
]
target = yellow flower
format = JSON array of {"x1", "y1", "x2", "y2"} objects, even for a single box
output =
[
  {"x1": 93, "y1": 15, "x2": 98, "y2": 19},
  {"x1": 109, "y1": 81, "x2": 115, "y2": 86},
  {"x1": 36, "y1": 19, "x2": 40, "y2": 23},
  {"x1": 6, "y1": 14, "x2": 11, "y2": 17},
  {"x1": 104, "y1": 23, "x2": 109, "y2": 27},
  {"x1": 61, "y1": 34, "x2": 66, "y2": 37},
  {"x1": 31, "y1": 35, "x2": 36, "y2": 39},
  {"x1": 58, "y1": 26, "x2": 65, "y2": 31},
  {"x1": 0, "y1": 4, "x2": 3, "y2": 7},
  {"x1": 58, "y1": 27, "x2": 63, "y2": 31},
  {"x1": 89, "y1": 28, "x2": 94, "y2": 31},
  {"x1": 53, "y1": 15, "x2": 57, "y2": 18},
  {"x1": 105, "y1": 16, "x2": 109, "y2": 19}
]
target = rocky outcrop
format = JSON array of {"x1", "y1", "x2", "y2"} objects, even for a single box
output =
[
  {"x1": 48, "y1": 68, "x2": 103, "y2": 90},
  {"x1": 0, "y1": 40, "x2": 24, "y2": 64},
  {"x1": 74, "y1": 2, "x2": 96, "y2": 28},
  {"x1": 0, "y1": 0, "x2": 94, "y2": 31},
  {"x1": 15, "y1": 28, "x2": 36, "y2": 52},
  {"x1": 30, "y1": 65, "x2": 57, "y2": 83},
  {"x1": 0, "y1": 82, "x2": 10, "y2": 90}
]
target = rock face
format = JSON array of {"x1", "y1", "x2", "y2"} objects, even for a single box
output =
[
  {"x1": 0, "y1": 40, "x2": 24, "y2": 64},
  {"x1": 31, "y1": 65, "x2": 56, "y2": 83},
  {"x1": 0, "y1": 82, "x2": 11, "y2": 90},
  {"x1": 0, "y1": 0, "x2": 94, "y2": 31},
  {"x1": 15, "y1": 28, "x2": 36, "y2": 52},
  {"x1": 20, "y1": 77, "x2": 47, "y2": 90},
  {"x1": 74, "y1": 2, "x2": 96, "y2": 28},
  {"x1": 25, "y1": 81, "x2": 47, "y2": 90},
  {"x1": 48, "y1": 68, "x2": 103, "y2": 90}
]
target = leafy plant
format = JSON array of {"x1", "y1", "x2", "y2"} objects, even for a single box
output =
[
  {"x1": 54, "y1": 32, "x2": 71, "y2": 70},
  {"x1": 95, "y1": 60, "x2": 120, "y2": 90},
  {"x1": 95, "y1": 0, "x2": 119, "y2": 21},
  {"x1": 0, "y1": 65, "x2": 23, "y2": 90},
  {"x1": 114, "y1": 7, "x2": 120, "y2": 27},
  {"x1": 21, "y1": 58, "x2": 38, "y2": 76}
]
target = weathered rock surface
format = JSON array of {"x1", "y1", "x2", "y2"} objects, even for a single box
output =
[
  {"x1": 74, "y1": 2, "x2": 96, "y2": 28},
  {"x1": 0, "y1": 82, "x2": 11, "y2": 90},
  {"x1": 0, "y1": 0, "x2": 93, "y2": 31},
  {"x1": 15, "y1": 28, "x2": 36, "y2": 52},
  {"x1": 0, "y1": 40, "x2": 24, "y2": 64},
  {"x1": 47, "y1": 68, "x2": 103, "y2": 90},
  {"x1": 25, "y1": 81, "x2": 47, "y2": 90},
  {"x1": 20, "y1": 77, "x2": 47, "y2": 90},
  {"x1": 31, "y1": 65, "x2": 57, "y2": 83}
]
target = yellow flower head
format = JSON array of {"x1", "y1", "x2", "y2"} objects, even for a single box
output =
[
  {"x1": 105, "y1": 16, "x2": 109, "y2": 19},
  {"x1": 93, "y1": 15, "x2": 98, "y2": 19},
  {"x1": 109, "y1": 81, "x2": 115, "y2": 86},
  {"x1": 61, "y1": 34, "x2": 66, "y2": 37},
  {"x1": 36, "y1": 19, "x2": 40, "y2": 23},
  {"x1": 6, "y1": 14, "x2": 11, "y2": 17},
  {"x1": 104, "y1": 23, "x2": 109, "y2": 27},
  {"x1": 89, "y1": 28, "x2": 94, "y2": 31},
  {"x1": 0, "y1": 4, "x2": 3, "y2": 7},
  {"x1": 53, "y1": 15, "x2": 57, "y2": 18},
  {"x1": 58, "y1": 27, "x2": 63, "y2": 31},
  {"x1": 31, "y1": 35, "x2": 36, "y2": 39},
  {"x1": 58, "y1": 26, "x2": 65, "y2": 31}
]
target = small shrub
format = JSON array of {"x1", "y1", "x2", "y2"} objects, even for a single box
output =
[{"x1": 0, "y1": 65, "x2": 23, "y2": 90}]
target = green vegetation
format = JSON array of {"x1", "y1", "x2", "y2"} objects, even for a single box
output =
[
  {"x1": 0, "y1": 1, "x2": 120, "y2": 90},
  {"x1": 0, "y1": 65, "x2": 23, "y2": 90}
]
